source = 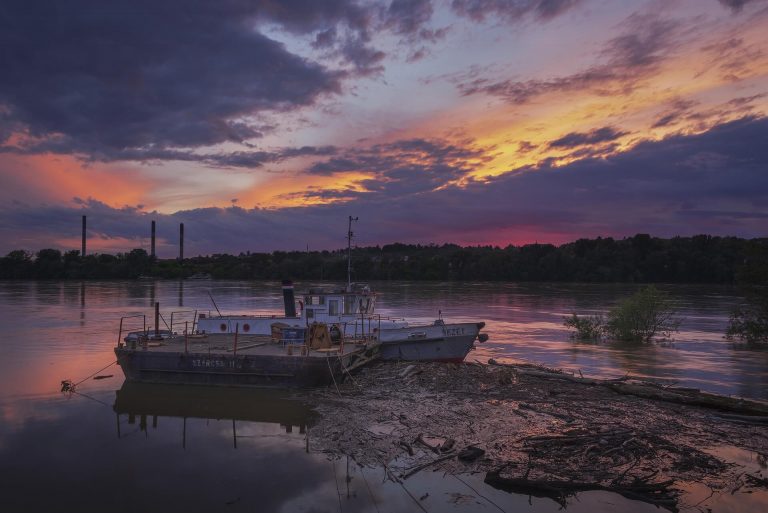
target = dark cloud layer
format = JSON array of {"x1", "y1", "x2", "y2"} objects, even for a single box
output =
[
  {"x1": 549, "y1": 127, "x2": 628, "y2": 148},
  {"x1": 0, "y1": 0, "x2": 348, "y2": 160},
  {"x1": 717, "y1": 0, "x2": 768, "y2": 12},
  {"x1": 3, "y1": 116, "x2": 767, "y2": 254},
  {"x1": 457, "y1": 13, "x2": 678, "y2": 104},
  {"x1": 451, "y1": 0, "x2": 583, "y2": 23},
  {"x1": 304, "y1": 137, "x2": 494, "y2": 196}
]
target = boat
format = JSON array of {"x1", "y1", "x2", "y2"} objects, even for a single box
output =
[
  {"x1": 115, "y1": 322, "x2": 378, "y2": 388},
  {"x1": 377, "y1": 319, "x2": 488, "y2": 363},
  {"x1": 196, "y1": 219, "x2": 488, "y2": 363}
]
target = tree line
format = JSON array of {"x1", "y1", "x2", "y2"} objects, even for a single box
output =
[{"x1": 1, "y1": 234, "x2": 766, "y2": 283}]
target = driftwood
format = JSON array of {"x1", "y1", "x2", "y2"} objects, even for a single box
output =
[
  {"x1": 485, "y1": 469, "x2": 679, "y2": 512},
  {"x1": 488, "y1": 359, "x2": 768, "y2": 416},
  {"x1": 415, "y1": 433, "x2": 440, "y2": 454},
  {"x1": 401, "y1": 453, "x2": 456, "y2": 479}
]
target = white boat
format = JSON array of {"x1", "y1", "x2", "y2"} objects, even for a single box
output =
[{"x1": 196, "y1": 218, "x2": 488, "y2": 362}]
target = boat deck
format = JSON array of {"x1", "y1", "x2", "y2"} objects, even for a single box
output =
[{"x1": 123, "y1": 332, "x2": 370, "y2": 358}]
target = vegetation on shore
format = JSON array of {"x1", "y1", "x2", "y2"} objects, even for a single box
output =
[
  {"x1": 565, "y1": 286, "x2": 681, "y2": 344},
  {"x1": 1, "y1": 234, "x2": 765, "y2": 282},
  {"x1": 726, "y1": 240, "x2": 768, "y2": 346}
]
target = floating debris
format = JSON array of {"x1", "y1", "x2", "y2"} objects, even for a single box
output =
[{"x1": 309, "y1": 360, "x2": 768, "y2": 511}]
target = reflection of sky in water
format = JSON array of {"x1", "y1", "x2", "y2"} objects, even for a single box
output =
[
  {"x1": 0, "y1": 281, "x2": 766, "y2": 512},
  {"x1": 0, "y1": 280, "x2": 767, "y2": 400},
  {"x1": 0, "y1": 385, "x2": 667, "y2": 513}
]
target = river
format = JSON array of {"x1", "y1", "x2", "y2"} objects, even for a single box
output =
[{"x1": 0, "y1": 280, "x2": 765, "y2": 512}]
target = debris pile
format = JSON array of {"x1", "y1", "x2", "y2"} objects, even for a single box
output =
[{"x1": 308, "y1": 360, "x2": 768, "y2": 511}]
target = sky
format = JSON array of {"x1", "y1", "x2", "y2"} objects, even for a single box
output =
[{"x1": 1, "y1": 0, "x2": 767, "y2": 256}]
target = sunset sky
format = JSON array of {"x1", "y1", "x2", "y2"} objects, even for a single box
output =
[{"x1": 1, "y1": 0, "x2": 767, "y2": 256}]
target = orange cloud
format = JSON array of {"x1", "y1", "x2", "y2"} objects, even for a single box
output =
[{"x1": 1, "y1": 153, "x2": 154, "y2": 207}]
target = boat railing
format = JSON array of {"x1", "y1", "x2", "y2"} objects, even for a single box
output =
[
  {"x1": 117, "y1": 314, "x2": 147, "y2": 346},
  {"x1": 169, "y1": 309, "x2": 198, "y2": 334},
  {"x1": 200, "y1": 311, "x2": 301, "y2": 320}
]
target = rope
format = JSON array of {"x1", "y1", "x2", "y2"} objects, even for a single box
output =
[
  {"x1": 62, "y1": 360, "x2": 118, "y2": 392},
  {"x1": 359, "y1": 466, "x2": 382, "y2": 513},
  {"x1": 338, "y1": 353, "x2": 361, "y2": 389},
  {"x1": 74, "y1": 360, "x2": 118, "y2": 387},
  {"x1": 332, "y1": 459, "x2": 344, "y2": 513},
  {"x1": 326, "y1": 354, "x2": 342, "y2": 398},
  {"x1": 453, "y1": 475, "x2": 507, "y2": 513}
]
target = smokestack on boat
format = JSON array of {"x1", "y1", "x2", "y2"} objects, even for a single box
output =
[
  {"x1": 151, "y1": 220, "x2": 156, "y2": 259},
  {"x1": 81, "y1": 215, "x2": 86, "y2": 256},
  {"x1": 282, "y1": 280, "x2": 297, "y2": 317}
]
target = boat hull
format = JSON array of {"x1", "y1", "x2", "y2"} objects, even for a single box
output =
[
  {"x1": 377, "y1": 322, "x2": 481, "y2": 362},
  {"x1": 114, "y1": 347, "x2": 371, "y2": 388}
]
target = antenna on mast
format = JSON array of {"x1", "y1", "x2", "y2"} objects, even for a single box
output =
[{"x1": 347, "y1": 216, "x2": 358, "y2": 290}]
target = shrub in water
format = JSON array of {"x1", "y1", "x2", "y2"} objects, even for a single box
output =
[
  {"x1": 727, "y1": 295, "x2": 768, "y2": 345},
  {"x1": 563, "y1": 313, "x2": 604, "y2": 340},
  {"x1": 604, "y1": 286, "x2": 680, "y2": 343},
  {"x1": 565, "y1": 286, "x2": 680, "y2": 344}
]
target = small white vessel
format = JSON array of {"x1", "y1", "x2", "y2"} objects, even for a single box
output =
[{"x1": 196, "y1": 217, "x2": 488, "y2": 362}]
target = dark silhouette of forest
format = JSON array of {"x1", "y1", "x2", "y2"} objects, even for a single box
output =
[{"x1": 1, "y1": 234, "x2": 766, "y2": 283}]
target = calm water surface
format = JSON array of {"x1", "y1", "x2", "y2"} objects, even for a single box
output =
[{"x1": 0, "y1": 280, "x2": 765, "y2": 512}]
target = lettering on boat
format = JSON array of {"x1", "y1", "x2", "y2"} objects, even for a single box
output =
[
  {"x1": 442, "y1": 327, "x2": 465, "y2": 337},
  {"x1": 191, "y1": 358, "x2": 241, "y2": 369}
]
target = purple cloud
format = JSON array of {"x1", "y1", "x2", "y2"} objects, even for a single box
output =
[
  {"x1": 3, "y1": 116, "x2": 767, "y2": 254},
  {"x1": 451, "y1": 0, "x2": 584, "y2": 23},
  {"x1": 457, "y1": 13, "x2": 679, "y2": 104},
  {"x1": 549, "y1": 127, "x2": 629, "y2": 149},
  {"x1": 0, "y1": 0, "x2": 348, "y2": 160}
]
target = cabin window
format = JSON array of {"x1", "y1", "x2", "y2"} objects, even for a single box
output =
[
  {"x1": 306, "y1": 308, "x2": 314, "y2": 319},
  {"x1": 344, "y1": 296, "x2": 356, "y2": 314},
  {"x1": 306, "y1": 296, "x2": 326, "y2": 306},
  {"x1": 328, "y1": 300, "x2": 339, "y2": 315}
]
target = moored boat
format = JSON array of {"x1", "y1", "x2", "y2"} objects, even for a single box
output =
[
  {"x1": 377, "y1": 320, "x2": 488, "y2": 363},
  {"x1": 115, "y1": 329, "x2": 377, "y2": 388}
]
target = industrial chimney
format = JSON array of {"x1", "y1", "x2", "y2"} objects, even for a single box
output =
[
  {"x1": 179, "y1": 223, "x2": 184, "y2": 261},
  {"x1": 81, "y1": 215, "x2": 86, "y2": 257},
  {"x1": 151, "y1": 220, "x2": 156, "y2": 259}
]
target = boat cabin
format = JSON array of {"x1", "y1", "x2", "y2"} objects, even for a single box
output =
[{"x1": 302, "y1": 284, "x2": 376, "y2": 321}]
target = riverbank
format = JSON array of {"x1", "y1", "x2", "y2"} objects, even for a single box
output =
[{"x1": 308, "y1": 360, "x2": 768, "y2": 512}]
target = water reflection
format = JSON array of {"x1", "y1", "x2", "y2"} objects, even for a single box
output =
[
  {"x1": 113, "y1": 383, "x2": 316, "y2": 441},
  {"x1": 0, "y1": 280, "x2": 766, "y2": 400}
]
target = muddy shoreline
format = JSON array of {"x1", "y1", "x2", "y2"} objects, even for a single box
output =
[{"x1": 307, "y1": 360, "x2": 768, "y2": 511}]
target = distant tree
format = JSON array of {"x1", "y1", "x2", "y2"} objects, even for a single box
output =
[{"x1": 34, "y1": 249, "x2": 64, "y2": 279}]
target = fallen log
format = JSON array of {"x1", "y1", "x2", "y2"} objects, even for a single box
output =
[
  {"x1": 401, "y1": 453, "x2": 456, "y2": 479},
  {"x1": 488, "y1": 359, "x2": 768, "y2": 416},
  {"x1": 484, "y1": 469, "x2": 679, "y2": 512}
]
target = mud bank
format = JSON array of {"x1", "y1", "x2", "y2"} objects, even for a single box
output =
[{"x1": 308, "y1": 360, "x2": 768, "y2": 511}]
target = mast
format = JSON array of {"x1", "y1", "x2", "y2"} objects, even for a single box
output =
[{"x1": 347, "y1": 216, "x2": 358, "y2": 290}]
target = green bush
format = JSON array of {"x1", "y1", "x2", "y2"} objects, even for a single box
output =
[
  {"x1": 727, "y1": 295, "x2": 768, "y2": 345},
  {"x1": 605, "y1": 286, "x2": 680, "y2": 343},
  {"x1": 565, "y1": 286, "x2": 680, "y2": 344},
  {"x1": 727, "y1": 242, "x2": 768, "y2": 346},
  {"x1": 563, "y1": 313, "x2": 604, "y2": 340}
]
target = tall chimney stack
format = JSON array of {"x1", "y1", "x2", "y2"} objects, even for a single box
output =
[
  {"x1": 179, "y1": 223, "x2": 184, "y2": 261},
  {"x1": 150, "y1": 220, "x2": 156, "y2": 259},
  {"x1": 81, "y1": 215, "x2": 86, "y2": 257}
]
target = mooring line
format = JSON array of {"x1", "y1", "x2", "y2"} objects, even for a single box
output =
[
  {"x1": 453, "y1": 474, "x2": 507, "y2": 513},
  {"x1": 359, "y1": 465, "x2": 382, "y2": 513},
  {"x1": 71, "y1": 389, "x2": 112, "y2": 408},
  {"x1": 326, "y1": 354, "x2": 343, "y2": 398},
  {"x1": 62, "y1": 360, "x2": 118, "y2": 392},
  {"x1": 332, "y1": 459, "x2": 344, "y2": 513}
]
